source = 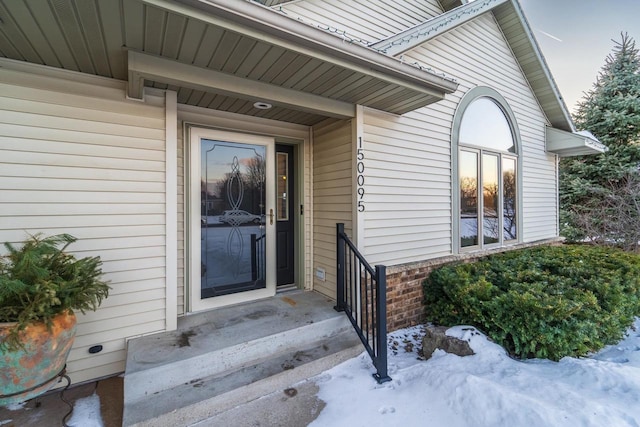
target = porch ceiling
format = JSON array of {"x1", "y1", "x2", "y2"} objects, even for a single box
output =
[{"x1": 0, "y1": 0, "x2": 458, "y2": 126}]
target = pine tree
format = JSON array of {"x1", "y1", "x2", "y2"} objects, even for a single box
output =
[
  {"x1": 574, "y1": 33, "x2": 640, "y2": 149},
  {"x1": 560, "y1": 33, "x2": 640, "y2": 251}
]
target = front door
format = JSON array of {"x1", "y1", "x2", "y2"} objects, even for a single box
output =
[
  {"x1": 190, "y1": 128, "x2": 276, "y2": 311},
  {"x1": 276, "y1": 144, "x2": 295, "y2": 285}
]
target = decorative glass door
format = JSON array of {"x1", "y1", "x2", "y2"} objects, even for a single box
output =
[{"x1": 190, "y1": 129, "x2": 275, "y2": 311}]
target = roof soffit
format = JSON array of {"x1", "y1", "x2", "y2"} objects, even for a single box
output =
[
  {"x1": 492, "y1": 1, "x2": 574, "y2": 131},
  {"x1": 0, "y1": 0, "x2": 459, "y2": 125},
  {"x1": 127, "y1": 50, "x2": 356, "y2": 119},
  {"x1": 145, "y1": 0, "x2": 458, "y2": 98},
  {"x1": 438, "y1": 0, "x2": 464, "y2": 12},
  {"x1": 252, "y1": 0, "x2": 294, "y2": 6}
]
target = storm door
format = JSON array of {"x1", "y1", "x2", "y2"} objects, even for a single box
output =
[{"x1": 190, "y1": 128, "x2": 276, "y2": 312}]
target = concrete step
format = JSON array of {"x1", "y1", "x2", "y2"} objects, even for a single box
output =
[
  {"x1": 189, "y1": 379, "x2": 326, "y2": 427},
  {"x1": 123, "y1": 291, "x2": 362, "y2": 427},
  {"x1": 124, "y1": 329, "x2": 361, "y2": 427}
]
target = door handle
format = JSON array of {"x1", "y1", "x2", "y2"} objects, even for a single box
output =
[{"x1": 270, "y1": 209, "x2": 274, "y2": 225}]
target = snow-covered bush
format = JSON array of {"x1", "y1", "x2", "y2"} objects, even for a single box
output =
[{"x1": 423, "y1": 245, "x2": 640, "y2": 360}]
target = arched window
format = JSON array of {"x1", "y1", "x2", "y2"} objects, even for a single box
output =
[{"x1": 453, "y1": 88, "x2": 521, "y2": 251}]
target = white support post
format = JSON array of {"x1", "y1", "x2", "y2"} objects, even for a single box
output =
[{"x1": 165, "y1": 90, "x2": 178, "y2": 331}]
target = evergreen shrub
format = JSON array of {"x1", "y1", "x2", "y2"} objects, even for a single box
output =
[
  {"x1": 0, "y1": 234, "x2": 110, "y2": 351},
  {"x1": 423, "y1": 245, "x2": 640, "y2": 360}
]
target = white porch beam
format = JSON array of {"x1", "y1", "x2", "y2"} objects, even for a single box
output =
[
  {"x1": 127, "y1": 50, "x2": 355, "y2": 119},
  {"x1": 165, "y1": 89, "x2": 178, "y2": 332}
]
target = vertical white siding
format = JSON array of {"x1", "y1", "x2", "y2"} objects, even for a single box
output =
[
  {"x1": 0, "y1": 64, "x2": 167, "y2": 384},
  {"x1": 362, "y1": 13, "x2": 557, "y2": 265},
  {"x1": 312, "y1": 119, "x2": 352, "y2": 299},
  {"x1": 303, "y1": 135, "x2": 314, "y2": 290},
  {"x1": 176, "y1": 121, "x2": 186, "y2": 316},
  {"x1": 279, "y1": 0, "x2": 443, "y2": 43}
]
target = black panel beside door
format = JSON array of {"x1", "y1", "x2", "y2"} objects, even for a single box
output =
[{"x1": 276, "y1": 144, "x2": 295, "y2": 286}]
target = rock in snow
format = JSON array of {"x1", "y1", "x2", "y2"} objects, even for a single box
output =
[{"x1": 422, "y1": 325, "x2": 475, "y2": 359}]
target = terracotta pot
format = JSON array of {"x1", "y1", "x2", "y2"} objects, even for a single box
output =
[{"x1": 0, "y1": 311, "x2": 77, "y2": 406}]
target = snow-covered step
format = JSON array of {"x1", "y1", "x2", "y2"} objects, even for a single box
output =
[
  {"x1": 122, "y1": 291, "x2": 361, "y2": 426},
  {"x1": 123, "y1": 329, "x2": 361, "y2": 427}
]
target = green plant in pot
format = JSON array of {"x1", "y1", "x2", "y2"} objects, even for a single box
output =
[{"x1": 0, "y1": 233, "x2": 109, "y2": 406}]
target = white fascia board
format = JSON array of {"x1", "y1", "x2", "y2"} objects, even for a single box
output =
[
  {"x1": 546, "y1": 127, "x2": 608, "y2": 157},
  {"x1": 127, "y1": 50, "x2": 355, "y2": 119},
  {"x1": 370, "y1": 0, "x2": 508, "y2": 56},
  {"x1": 142, "y1": 0, "x2": 458, "y2": 98}
]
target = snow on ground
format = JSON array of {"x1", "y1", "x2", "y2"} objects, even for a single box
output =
[
  {"x1": 66, "y1": 393, "x2": 103, "y2": 427},
  {"x1": 310, "y1": 319, "x2": 640, "y2": 427},
  {"x1": 9, "y1": 321, "x2": 640, "y2": 426}
]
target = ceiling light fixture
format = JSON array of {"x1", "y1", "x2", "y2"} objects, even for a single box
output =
[{"x1": 253, "y1": 101, "x2": 273, "y2": 110}]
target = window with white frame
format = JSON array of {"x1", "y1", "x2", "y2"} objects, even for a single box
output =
[{"x1": 455, "y1": 92, "x2": 519, "y2": 250}]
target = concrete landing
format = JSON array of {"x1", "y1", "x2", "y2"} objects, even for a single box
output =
[{"x1": 123, "y1": 291, "x2": 361, "y2": 427}]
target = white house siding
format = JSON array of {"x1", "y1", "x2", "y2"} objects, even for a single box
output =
[
  {"x1": 362, "y1": 13, "x2": 557, "y2": 265},
  {"x1": 312, "y1": 119, "x2": 353, "y2": 299},
  {"x1": 362, "y1": 105, "x2": 455, "y2": 266},
  {"x1": 412, "y1": 14, "x2": 558, "y2": 243},
  {"x1": 278, "y1": 0, "x2": 442, "y2": 43},
  {"x1": 0, "y1": 63, "x2": 167, "y2": 384}
]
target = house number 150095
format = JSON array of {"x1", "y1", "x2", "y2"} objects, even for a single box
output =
[{"x1": 357, "y1": 137, "x2": 365, "y2": 212}]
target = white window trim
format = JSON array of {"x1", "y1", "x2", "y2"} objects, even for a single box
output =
[{"x1": 452, "y1": 87, "x2": 523, "y2": 254}]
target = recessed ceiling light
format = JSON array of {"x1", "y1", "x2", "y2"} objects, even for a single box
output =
[{"x1": 253, "y1": 101, "x2": 272, "y2": 110}]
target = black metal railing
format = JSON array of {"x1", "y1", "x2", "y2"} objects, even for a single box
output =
[{"x1": 335, "y1": 223, "x2": 391, "y2": 383}]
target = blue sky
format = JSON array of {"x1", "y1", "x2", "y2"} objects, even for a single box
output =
[{"x1": 519, "y1": 0, "x2": 640, "y2": 113}]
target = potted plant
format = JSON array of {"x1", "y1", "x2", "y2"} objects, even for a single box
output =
[{"x1": 0, "y1": 233, "x2": 109, "y2": 406}]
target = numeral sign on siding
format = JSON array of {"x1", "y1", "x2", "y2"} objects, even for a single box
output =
[{"x1": 357, "y1": 137, "x2": 365, "y2": 212}]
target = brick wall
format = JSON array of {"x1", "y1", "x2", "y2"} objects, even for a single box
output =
[
  {"x1": 386, "y1": 266, "x2": 432, "y2": 331},
  {"x1": 385, "y1": 238, "x2": 562, "y2": 331}
]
